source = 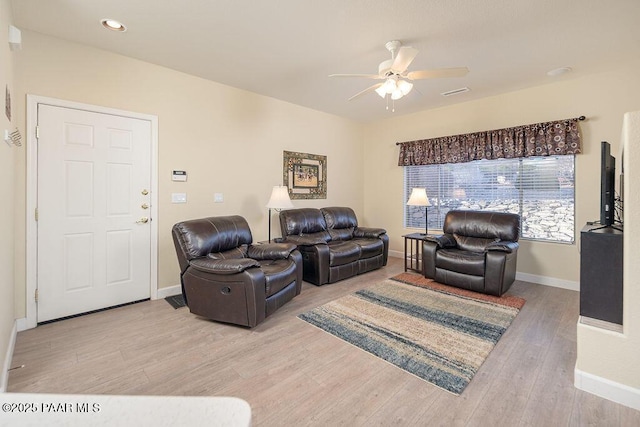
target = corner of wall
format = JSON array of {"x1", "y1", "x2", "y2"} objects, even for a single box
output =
[{"x1": 0, "y1": 321, "x2": 17, "y2": 392}]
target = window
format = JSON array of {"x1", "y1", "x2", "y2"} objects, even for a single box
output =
[{"x1": 404, "y1": 155, "x2": 575, "y2": 243}]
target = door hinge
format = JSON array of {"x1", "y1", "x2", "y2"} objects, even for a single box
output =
[
  {"x1": 35, "y1": 289, "x2": 38, "y2": 303},
  {"x1": 35, "y1": 126, "x2": 40, "y2": 139},
  {"x1": 35, "y1": 207, "x2": 38, "y2": 221}
]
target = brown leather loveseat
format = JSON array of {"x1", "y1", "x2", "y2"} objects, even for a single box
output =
[
  {"x1": 279, "y1": 207, "x2": 388, "y2": 286},
  {"x1": 422, "y1": 210, "x2": 520, "y2": 296},
  {"x1": 172, "y1": 215, "x2": 303, "y2": 327}
]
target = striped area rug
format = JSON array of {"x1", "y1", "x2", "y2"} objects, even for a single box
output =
[{"x1": 298, "y1": 273, "x2": 525, "y2": 395}]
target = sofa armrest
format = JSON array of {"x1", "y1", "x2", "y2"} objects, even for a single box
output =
[
  {"x1": 190, "y1": 257, "x2": 261, "y2": 275},
  {"x1": 486, "y1": 241, "x2": 519, "y2": 253},
  {"x1": 283, "y1": 235, "x2": 328, "y2": 246},
  {"x1": 248, "y1": 243, "x2": 297, "y2": 260},
  {"x1": 424, "y1": 233, "x2": 457, "y2": 248},
  {"x1": 354, "y1": 227, "x2": 386, "y2": 238},
  {"x1": 422, "y1": 240, "x2": 438, "y2": 278},
  {"x1": 485, "y1": 249, "x2": 518, "y2": 296}
]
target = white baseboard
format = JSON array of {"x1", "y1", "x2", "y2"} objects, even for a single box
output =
[
  {"x1": 1, "y1": 321, "x2": 18, "y2": 393},
  {"x1": 575, "y1": 368, "x2": 640, "y2": 411},
  {"x1": 389, "y1": 250, "x2": 403, "y2": 259},
  {"x1": 157, "y1": 284, "x2": 182, "y2": 299},
  {"x1": 515, "y1": 272, "x2": 579, "y2": 291},
  {"x1": 16, "y1": 317, "x2": 29, "y2": 332}
]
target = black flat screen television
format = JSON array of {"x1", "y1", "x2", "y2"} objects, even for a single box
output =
[{"x1": 600, "y1": 141, "x2": 616, "y2": 227}]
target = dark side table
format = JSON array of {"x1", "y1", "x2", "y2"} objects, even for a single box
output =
[{"x1": 403, "y1": 233, "x2": 430, "y2": 273}]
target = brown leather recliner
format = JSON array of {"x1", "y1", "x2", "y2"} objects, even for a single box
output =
[
  {"x1": 279, "y1": 207, "x2": 389, "y2": 286},
  {"x1": 422, "y1": 210, "x2": 520, "y2": 296},
  {"x1": 172, "y1": 215, "x2": 303, "y2": 327}
]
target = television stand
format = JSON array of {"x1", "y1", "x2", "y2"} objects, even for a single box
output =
[
  {"x1": 579, "y1": 224, "x2": 623, "y2": 325},
  {"x1": 587, "y1": 223, "x2": 623, "y2": 232}
]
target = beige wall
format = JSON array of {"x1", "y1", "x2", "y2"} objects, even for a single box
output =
[
  {"x1": 12, "y1": 30, "x2": 364, "y2": 317},
  {"x1": 362, "y1": 60, "x2": 640, "y2": 283},
  {"x1": 0, "y1": 0, "x2": 15, "y2": 389}
]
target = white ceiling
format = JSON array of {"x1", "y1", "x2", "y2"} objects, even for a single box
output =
[{"x1": 10, "y1": 0, "x2": 640, "y2": 122}]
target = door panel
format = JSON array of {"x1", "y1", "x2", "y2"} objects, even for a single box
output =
[{"x1": 37, "y1": 104, "x2": 152, "y2": 322}]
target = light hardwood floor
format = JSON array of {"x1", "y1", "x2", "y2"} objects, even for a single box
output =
[{"x1": 8, "y1": 258, "x2": 640, "y2": 426}]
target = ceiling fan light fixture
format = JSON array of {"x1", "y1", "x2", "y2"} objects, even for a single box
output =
[
  {"x1": 398, "y1": 79, "x2": 413, "y2": 96},
  {"x1": 329, "y1": 40, "x2": 468, "y2": 109},
  {"x1": 383, "y1": 78, "x2": 397, "y2": 94},
  {"x1": 391, "y1": 89, "x2": 404, "y2": 100}
]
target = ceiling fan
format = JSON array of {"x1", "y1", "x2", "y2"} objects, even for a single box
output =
[{"x1": 330, "y1": 40, "x2": 469, "y2": 108}]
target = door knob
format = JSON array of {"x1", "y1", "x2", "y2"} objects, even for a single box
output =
[
  {"x1": 141, "y1": 203, "x2": 149, "y2": 209},
  {"x1": 141, "y1": 189, "x2": 149, "y2": 195},
  {"x1": 136, "y1": 217, "x2": 149, "y2": 224}
]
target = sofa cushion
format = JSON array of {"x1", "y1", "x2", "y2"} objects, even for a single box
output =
[
  {"x1": 172, "y1": 216, "x2": 253, "y2": 260},
  {"x1": 323, "y1": 207, "x2": 358, "y2": 241},
  {"x1": 453, "y1": 235, "x2": 499, "y2": 253},
  {"x1": 444, "y1": 210, "x2": 520, "y2": 242},
  {"x1": 327, "y1": 241, "x2": 361, "y2": 266},
  {"x1": 279, "y1": 208, "x2": 327, "y2": 235},
  {"x1": 322, "y1": 207, "x2": 358, "y2": 229},
  {"x1": 328, "y1": 227, "x2": 354, "y2": 241},
  {"x1": 190, "y1": 257, "x2": 260, "y2": 275},
  {"x1": 261, "y1": 258, "x2": 298, "y2": 297},
  {"x1": 435, "y1": 249, "x2": 485, "y2": 276},
  {"x1": 351, "y1": 238, "x2": 383, "y2": 259},
  {"x1": 208, "y1": 244, "x2": 248, "y2": 260}
]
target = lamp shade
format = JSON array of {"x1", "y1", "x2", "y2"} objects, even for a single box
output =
[
  {"x1": 266, "y1": 185, "x2": 294, "y2": 209},
  {"x1": 406, "y1": 188, "x2": 430, "y2": 206},
  {"x1": 398, "y1": 79, "x2": 413, "y2": 96}
]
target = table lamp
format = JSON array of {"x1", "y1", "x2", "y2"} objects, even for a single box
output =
[
  {"x1": 266, "y1": 185, "x2": 294, "y2": 242},
  {"x1": 406, "y1": 187, "x2": 431, "y2": 235}
]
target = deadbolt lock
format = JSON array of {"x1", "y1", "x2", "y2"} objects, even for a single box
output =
[
  {"x1": 141, "y1": 189, "x2": 149, "y2": 195},
  {"x1": 141, "y1": 203, "x2": 149, "y2": 209}
]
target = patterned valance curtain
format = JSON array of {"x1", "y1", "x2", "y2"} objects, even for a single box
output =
[{"x1": 397, "y1": 117, "x2": 582, "y2": 166}]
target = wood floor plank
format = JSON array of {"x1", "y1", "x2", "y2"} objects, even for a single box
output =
[
  {"x1": 518, "y1": 289, "x2": 579, "y2": 426},
  {"x1": 569, "y1": 390, "x2": 621, "y2": 426},
  {"x1": 8, "y1": 258, "x2": 640, "y2": 426},
  {"x1": 304, "y1": 363, "x2": 408, "y2": 425},
  {"x1": 364, "y1": 377, "x2": 440, "y2": 426}
]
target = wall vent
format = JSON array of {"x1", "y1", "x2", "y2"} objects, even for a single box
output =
[{"x1": 441, "y1": 87, "x2": 470, "y2": 97}]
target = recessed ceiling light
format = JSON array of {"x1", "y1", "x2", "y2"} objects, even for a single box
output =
[
  {"x1": 101, "y1": 19, "x2": 127, "y2": 32},
  {"x1": 547, "y1": 66, "x2": 572, "y2": 77}
]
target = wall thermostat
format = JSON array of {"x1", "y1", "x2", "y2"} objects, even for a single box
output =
[{"x1": 172, "y1": 170, "x2": 187, "y2": 182}]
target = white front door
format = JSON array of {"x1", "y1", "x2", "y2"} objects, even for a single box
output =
[{"x1": 37, "y1": 105, "x2": 152, "y2": 322}]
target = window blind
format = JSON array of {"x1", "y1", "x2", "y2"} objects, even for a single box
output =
[{"x1": 404, "y1": 155, "x2": 575, "y2": 243}]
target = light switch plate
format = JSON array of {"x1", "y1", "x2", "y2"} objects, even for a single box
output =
[
  {"x1": 171, "y1": 193, "x2": 187, "y2": 203},
  {"x1": 214, "y1": 193, "x2": 224, "y2": 203}
]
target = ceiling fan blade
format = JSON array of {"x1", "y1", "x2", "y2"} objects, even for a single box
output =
[
  {"x1": 407, "y1": 67, "x2": 469, "y2": 80},
  {"x1": 392, "y1": 47, "x2": 419, "y2": 73},
  {"x1": 348, "y1": 83, "x2": 383, "y2": 101},
  {"x1": 329, "y1": 73, "x2": 382, "y2": 79}
]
